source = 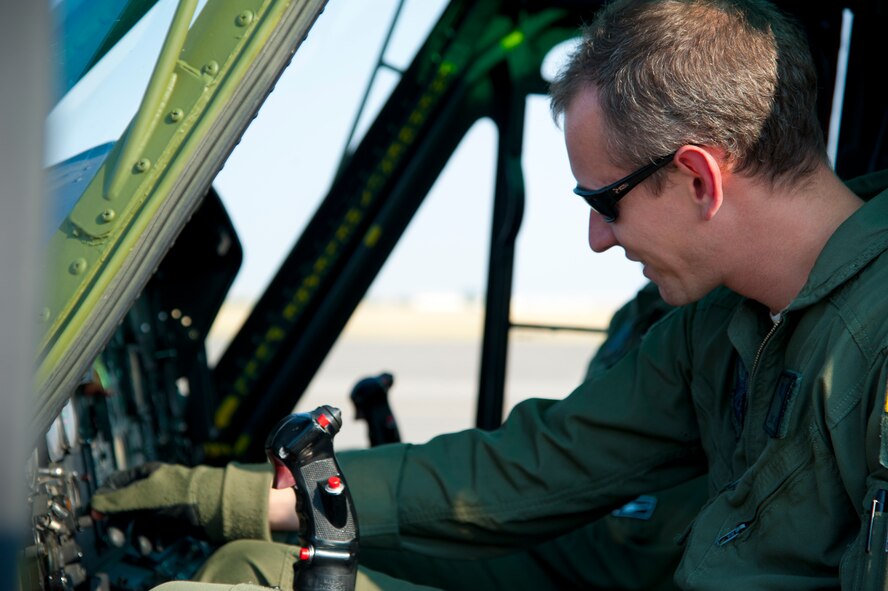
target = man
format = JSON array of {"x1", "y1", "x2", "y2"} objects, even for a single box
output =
[{"x1": 97, "y1": 0, "x2": 888, "y2": 588}]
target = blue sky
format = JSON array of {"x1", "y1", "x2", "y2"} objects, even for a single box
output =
[{"x1": 46, "y1": 0, "x2": 647, "y2": 313}]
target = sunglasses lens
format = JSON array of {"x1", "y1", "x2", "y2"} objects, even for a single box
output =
[{"x1": 591, "y1": 203, "x2": 616, "y2": 222}]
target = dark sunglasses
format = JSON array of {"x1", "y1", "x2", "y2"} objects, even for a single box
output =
[{"x1": 573, "y1": 152, "x2": 676, "y2": 222}]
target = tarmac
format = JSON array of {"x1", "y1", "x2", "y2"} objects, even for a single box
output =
[{"x1": 207, "y1": 297, "x2": 616, "y2": 450}]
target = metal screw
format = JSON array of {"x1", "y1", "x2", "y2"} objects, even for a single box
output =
[
  {"x1": 100, "y1": 209, "x2": 116, "y2": 222},
  {"x1": 135, "y1": 158, "x2": 151, "y2": 173},
  {"x1": 203, "y1": 60, "x2": 220, "y2": 76},
  {"x1": 69, "y1": 258, "x2": 87, "y2": 275},
  {"x1": 169, "y1": 108, "x2": 184, "y2": 122},
  {"x1": 236, "y1": 10, "x2": 254, "y2": 27}
]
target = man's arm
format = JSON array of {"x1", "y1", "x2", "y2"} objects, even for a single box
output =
[
  {"x1": 337, "y1": 306, "x2": 707, "y2": 556},
  {"x1": 99, "y1": 302, "x2": 705, "y2": 553},
  {"x1": 91, "y1": 462, "x2": 275, "y2": 543}
]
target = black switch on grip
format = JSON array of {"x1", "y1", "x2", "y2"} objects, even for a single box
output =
[{"x1": 265, "y1": 406, "x2": 359, "y2": 591}]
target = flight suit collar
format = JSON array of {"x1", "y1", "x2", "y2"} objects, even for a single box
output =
[
  {"x1": 725, "y1": 173, "x2": 888, "y2": 383},
  {"x1": 789, "y1": 185, "x2": 888, "y2": 313}
]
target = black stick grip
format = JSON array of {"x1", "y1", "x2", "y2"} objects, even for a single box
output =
[
  {"x1": 299, "y1": 560, "x2": 358, "y2": 591},
  {"x1": 265, "y1": 406, "x2": 359, "y2": 591}
]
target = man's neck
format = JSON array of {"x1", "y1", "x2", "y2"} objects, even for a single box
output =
[{"x1": 722, "y1": 165, "x2": 864, "y2": 313}]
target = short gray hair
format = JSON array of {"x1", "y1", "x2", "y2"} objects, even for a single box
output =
[{"x1": 550, "y1": 0, "x2": 826, "y2": 187}]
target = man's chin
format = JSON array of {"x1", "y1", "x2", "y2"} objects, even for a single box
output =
[
  {"x1": 655, "y1": 282, "x2": 714, "y2": 307},
  {"x1": 654, "y1": 282, "x2": 688, "y2": 307},
  {"x1": 657, "y1": 286, "x2": 677, "y2": 306}
]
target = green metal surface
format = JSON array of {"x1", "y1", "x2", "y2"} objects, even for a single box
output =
[
  {"x1": 34, "y1": 0, "x2": 329, "y2": 440},
  {"x1": 104, "y1": 0, "x2": 199, "y2": 202}
]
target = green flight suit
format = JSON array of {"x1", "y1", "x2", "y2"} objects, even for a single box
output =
[
  {"x1": 335, "y1": 173, "x2": 888, "y2": 589},
  {"x1": 149, "y1": 172, "x2": 888, "y2": 590},
  {"x1": 585, "y1": 281, "x2": 674, "y2": 380}
]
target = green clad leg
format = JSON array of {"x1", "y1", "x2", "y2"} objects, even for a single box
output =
[
  {"x1": 194, "y1": 540, "x2": 443, "y2": 591},
  {"x1": 195, "y1": 540, "x2": 297, "y2": 589},
  {"x1": 152, "y1": 584, "x2": 272, "y2": 591}
]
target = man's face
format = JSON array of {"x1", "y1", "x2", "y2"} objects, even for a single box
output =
[{"x1": 562, "y1": 86, "x2": 720, "y2": 306}]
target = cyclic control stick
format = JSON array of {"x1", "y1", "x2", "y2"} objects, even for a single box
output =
[{"x1": 266, "y1": 406, "x2": 358, "y2": 591}]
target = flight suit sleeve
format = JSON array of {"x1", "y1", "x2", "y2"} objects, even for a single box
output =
[{"x1": 339, "y1": 308, "x2": 707, "y2": 558}]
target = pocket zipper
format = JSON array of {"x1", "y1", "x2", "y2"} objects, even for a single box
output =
[
  {"x1": 677, "y1": 481, "x2": 740, "y2": 547},
  {"x1": 714, "y1": 451, "x2": 809, "y2": 548},
  {"x1": 716, "y1": 521, "x2": 750, "y2": 546}
]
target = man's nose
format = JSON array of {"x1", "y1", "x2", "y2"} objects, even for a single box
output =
[{"x1": 588, "y1": 210, "x2": 618, "y2": 252}]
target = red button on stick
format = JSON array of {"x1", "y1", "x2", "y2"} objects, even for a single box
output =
[
  {"x1": 324, "y1": 476, "x2": 345, "y2": 494},
  {"x1": 317, "y1": 414, "x2": 331, "y2": 428},
  {"x1": 298, "y1": 547, "x2": 311, "y2": 561}
]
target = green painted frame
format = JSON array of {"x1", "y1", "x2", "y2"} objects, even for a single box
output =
[{"x1": 34, "y1": 0, "x2": 329, "y2": 438}]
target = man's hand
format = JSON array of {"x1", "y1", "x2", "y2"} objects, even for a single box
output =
[
  {"x1": 91, "y1": 462, "x2": 226, "y2": 545},
  {"x1": 92, "y1": 461, "x2": 290, "y2": 545},
  {"x1": 268, "y1": 485, "x2": 301, "y2": 532}
]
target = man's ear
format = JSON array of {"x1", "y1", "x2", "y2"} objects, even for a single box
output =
[{"x1": 673, "y1": 145, "x2": 724, "y2": 221}]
